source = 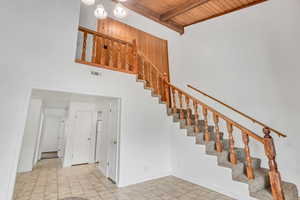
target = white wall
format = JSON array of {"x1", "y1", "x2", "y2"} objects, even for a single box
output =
[
  {"x1": 170, "y1": 0, "x2": 300, "y2": 192},
  {"x1": 40, "y1": 116, "x2": 61, "y2": 153},
  {"x1": 17, "y1": 98, "x2": 42, "y2": 173},
  {"x1": 0, "y1": 1, "x2": 176, "y2": 199}
]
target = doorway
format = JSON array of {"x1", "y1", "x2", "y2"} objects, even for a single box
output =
[
  {"x1": 15, "y1": 88, "x2": 121, "y2": 198},
  {"x1": 95, "y1": 102, "x2": 119, "y2": 183}
]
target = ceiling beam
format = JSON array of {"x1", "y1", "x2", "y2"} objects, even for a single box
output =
[
  {"x1": 160, "y1": 0, "x2": 211, "y2": 21},
  {"x1": 111, "y1": 0, "x2": 184, "y2": 34}
]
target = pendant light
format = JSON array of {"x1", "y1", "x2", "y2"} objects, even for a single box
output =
[
  {"x1": 113, "y1": 3, "x2": 127, "y2": 19},
  {"x1": 81, "y1": 0, "x2": 95, "y2": 6},
  {"x1": 94, "y1": 4, "x2": 108, "y2": 19}
]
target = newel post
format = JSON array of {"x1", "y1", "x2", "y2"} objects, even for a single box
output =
[
  {"x1": 263, "y1": 128, "x2": 285, "y2": 200},
  {"x1": 132, "y1": 39, "x2": 138, "y2": 74}
]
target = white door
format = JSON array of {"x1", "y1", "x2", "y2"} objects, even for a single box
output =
[
  {"x1": 107, "y1": 102, "x2": 119, "y2": 183},
  {"x1": 57, "y1": 121, "x2": 65, "y2": 158},
  {"x1": 72, "y1": 111, "x2": 93, "y2": 165}
]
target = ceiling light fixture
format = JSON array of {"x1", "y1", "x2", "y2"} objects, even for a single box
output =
[
  {"x1": 81, "y1": 0, "x2": 95, "y2": 6},
  {"x1": 82, "y1": 0, "x2": 128, "y2": 20},
  {"x1": 94, "y1": 4, "x2": 108, "y2": 19},
  {"x1": 113, "y1": 3, "x2": 127, "y2": 19}
]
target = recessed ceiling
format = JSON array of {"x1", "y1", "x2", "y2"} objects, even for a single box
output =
[
  {"x1": 31, "y1": 89, "x2": 118, "y2": 110},
  {"x1": 114, "y1": 0, "x2": 268, "y2": 34}
]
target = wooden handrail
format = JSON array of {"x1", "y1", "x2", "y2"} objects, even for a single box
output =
[
  {"x1": 137, "y1": 51, "x2": 164, "y2": 77},
  {"x1": 165, "y1": 82, "x2": 264, "y2": 143},
  {"x1": 187, "y1": 84, "x2": 287, "y2": 138},
  {"x1": 78, "y1": 26, "x2": 133, "y2": 46}
]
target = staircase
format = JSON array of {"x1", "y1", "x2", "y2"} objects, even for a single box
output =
[
  {"x1": 140, "y1": 84, "x2": 298, "y2": 200},
  {"x1": 77, "y1": 26, "x2": 299, "y2": 200}
]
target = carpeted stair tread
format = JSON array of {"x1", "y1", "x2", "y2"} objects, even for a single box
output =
[{"x1": 251, "y1": 182, "x2": 298, "y2": 200}]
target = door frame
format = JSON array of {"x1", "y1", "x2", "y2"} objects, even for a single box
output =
[{"x1": 95, "y1": 99, "x2": 121, "y2": 185}]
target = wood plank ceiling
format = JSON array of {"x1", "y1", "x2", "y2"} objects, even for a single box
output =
[{"x1": 113, "y1": 0, "x2": 268, "y2": 34}]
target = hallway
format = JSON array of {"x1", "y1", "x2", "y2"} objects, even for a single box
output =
[{"x1": 13, "y1": 159, "x2": 235, "y2": 200}]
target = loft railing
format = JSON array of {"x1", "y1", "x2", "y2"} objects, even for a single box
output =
[
  {"x1": 187, "y1": 84, "x2": 286, "y2": 138},
  {"x1": 76, "y1": 26, "x2": 286, "y2": 200},
  {"x1": 76, "y1": 26, "x2": 138, "y2": 74},
  {"x1": 136, "y1": 54, "x2": 286, "y2": 200}
]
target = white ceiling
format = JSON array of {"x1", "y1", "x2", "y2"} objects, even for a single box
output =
[{"x1": 31, "y1": 89, "x2": 118, "y2": 110}]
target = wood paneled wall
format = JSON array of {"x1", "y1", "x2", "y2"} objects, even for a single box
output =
[{"x1": 97, "y1": 18, "x2": 170, "y2": 79}]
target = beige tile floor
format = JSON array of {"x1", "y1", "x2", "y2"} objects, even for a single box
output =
[{"x1": 14, "y1": 159, "x2": 235, "y2": 200}]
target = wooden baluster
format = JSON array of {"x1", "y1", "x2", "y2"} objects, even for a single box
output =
[
  {"x1": 171, "y1": 87, "x2": 177, "y2": 113},
  {"x1": 242, "y1": 131, "x2": 254, "y2": 180},
  {"x1": 178, "y1": 92, "x2": 184, "y2": 120},
  {"x1": 132, "y1": 40, "x2": 138, "y2": 73},
  {"x1": 163, "y1": 74, "x2": 170, "y2": 107},
  {"x1": 98, "y1": 37, "x2": 103, "y2": 65},
  {"x1": 213, "y1": 113, "x2": 223, "y2": 152},
  {"x1": 202, "y1": 106, "x2": 210, "y2": 142},
  {"x1": 164, "y1": 82, "x2": 169, "y2": 106},
  {"x1": 263, "y1": 128, "x2": 285, "y2": 200},
  {"x1": 153, "y1": 70, "x2": 157, "y2": 95},
  {"x1": 108, "y1": 40, "x2": 113, "y2": 66},
  {"x1": 144, "y1": 62, "x2": 149, "y2": 87},
  {"x1": 117, "y1": 43, "x2": 121, "y2": 68},
  {"x1": 152, "y1": 69, "x2": 156, "y2": 92},
  {"x1": 146, "y1": 62, "x2": 150, "y2": 88},
  {"x1": 112, "y1": 42, "x2": 118, "y2": 68},
  {"x1": 156, "y1": 73, "x2": 159, "y2": 96},
  {"x1": 193, "y1": 101, "x2": 200, "y2": 133},
  {"x1": 129, "y1": 45, "x2": 134, "y2": 72},
  {"x1": 161, "y1": 76, "x2": 165, "y2": 100},
  {"x1": 185, "y1": 96, "x2": 192, "y2": 126},
  {"x1": 91, "y1": 34, "x2": 97, "y2": 63},
  {"x1": 149, "y1": 65, "x2": 153, "y2": 89},
  {"x1": 120, "y1": 44, "x2": 126, "y2": 70},
  {"x1": 145, "y1": 62, "x2": 149, "y2": 87},
  {"x1": 137, "y1": 55, "x2": 143, "y2": 80},
  {"x1": 157, "y1": 73, "x2": 161, "y2": 97},
  {"x1": 151, "y1": 69, "x2": 155, "y2": 94},
  {"x1": 104, "y1": 39, "x2": 108, "y2": 66},
  {"x1": 103, "y1": 39, "x2": 108, "y2": 66},
  {"x1": 226, "y1": 122, "x2": 238, "y2": 164},
  {"x1": 141, "y1": 56, "x2": 145, "y2": 81},
  {"x1": 81, "y1": 31, "x2": 88, "y2": 61},
  {"x1": 126, "y1": 44, "x2": 131, "y2": 71},
  {"x1": 124, "y1": 44, "x2": 129, "y2": 71}
]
